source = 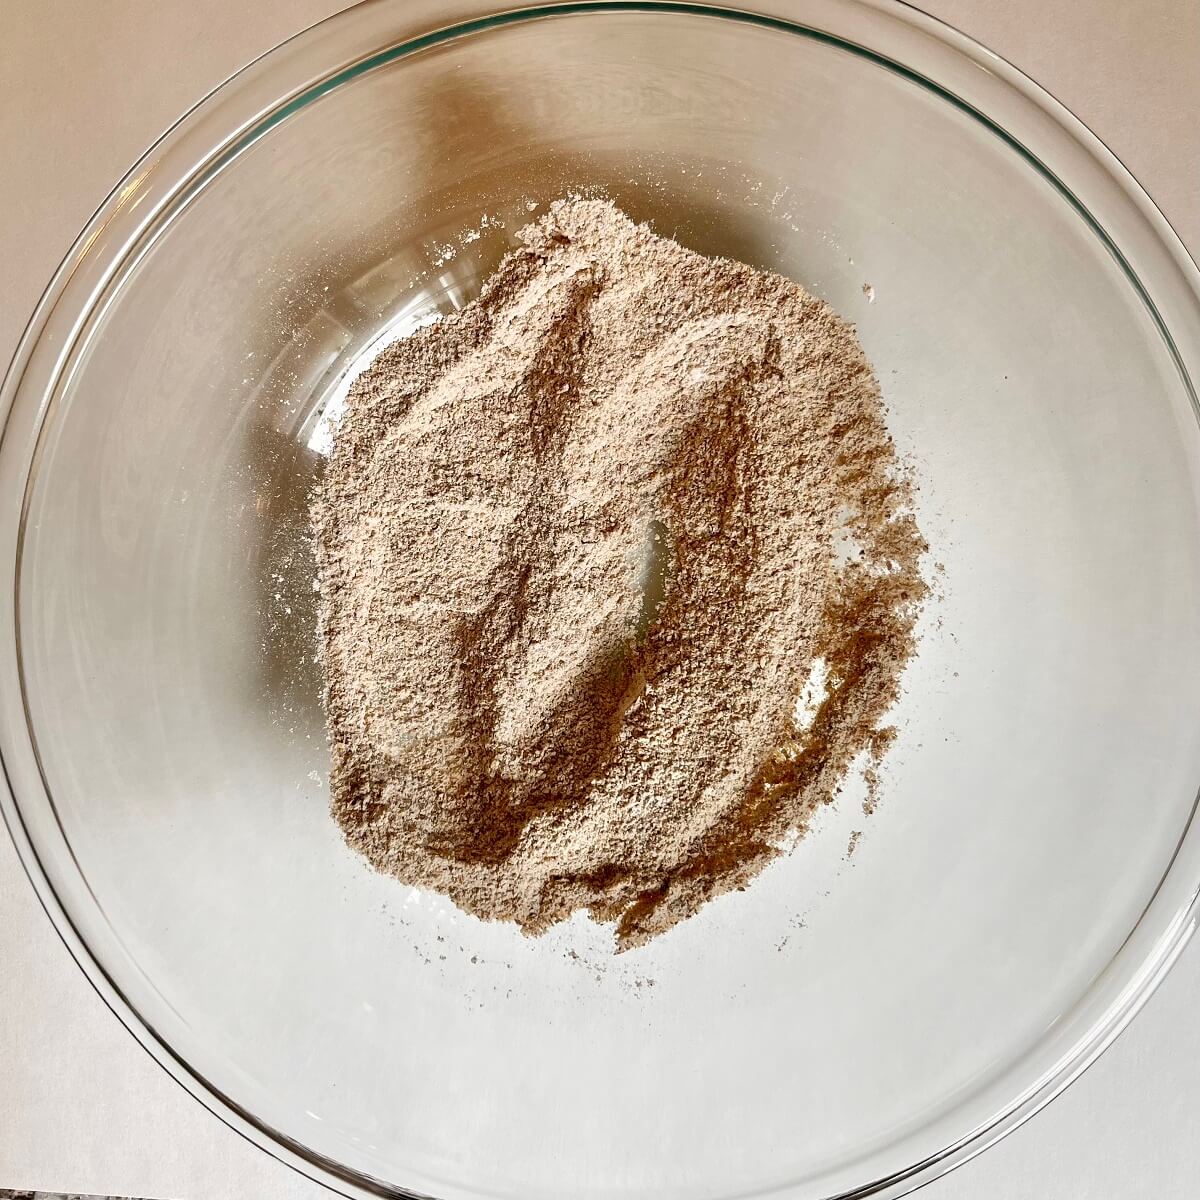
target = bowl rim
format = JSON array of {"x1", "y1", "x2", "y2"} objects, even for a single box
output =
[{"x1": 2, "y1": 2, "x2": 1199, "y2": 1199}]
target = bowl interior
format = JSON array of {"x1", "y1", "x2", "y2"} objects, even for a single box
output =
[{"x1": 12, "y1": 7, "x2": 1200, "y2": 1200}]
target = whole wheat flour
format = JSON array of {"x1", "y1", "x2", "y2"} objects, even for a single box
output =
[{"x1": 312, "y1": 198, "x2": 926, "y2": 950}]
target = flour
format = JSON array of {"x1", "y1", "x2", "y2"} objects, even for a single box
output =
[{"x1": 312, "y1": 199, "x2": 926, "y2": 950}]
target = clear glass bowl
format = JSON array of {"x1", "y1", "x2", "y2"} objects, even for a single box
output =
[{"x1": 3, "y1": 2, "x2": 1200, "y2": 1198}]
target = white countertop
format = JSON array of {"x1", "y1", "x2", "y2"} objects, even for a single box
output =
[{"x1": 2, "y1": 2, "x2": 1197, "y2": 1197}]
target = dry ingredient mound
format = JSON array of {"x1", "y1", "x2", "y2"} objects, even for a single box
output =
[{"x1": 312, "y1": 198, "x2": 926, "y2": 950}]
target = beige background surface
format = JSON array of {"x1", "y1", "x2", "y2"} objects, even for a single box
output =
[{"x1": 1, "y1": 2, "x2": 1198, "y2": 1197}]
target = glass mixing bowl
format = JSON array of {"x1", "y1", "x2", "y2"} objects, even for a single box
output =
[{"x1": 3, "y1": 2, "x2": 1200, "y2": 1198}]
